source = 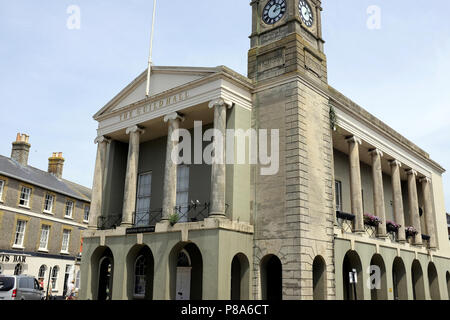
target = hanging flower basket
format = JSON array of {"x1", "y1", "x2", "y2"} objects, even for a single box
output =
[
  {"x1": 364, "y1": 214, "x2": 382, "y2": 227},
  {"x1": 386, "y1": 220, "x2": 401, "y2": 233},
  {"x1": 405, "y1": 226, "x2": 418, "y2": 238}
]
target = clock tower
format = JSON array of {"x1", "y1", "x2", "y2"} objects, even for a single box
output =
[
  {"x1": 249, "y1": 0, "x2": 335, "y2": 300},
  {"x1": 248, "y1": 0, "x2": 327, "y2": 85}
]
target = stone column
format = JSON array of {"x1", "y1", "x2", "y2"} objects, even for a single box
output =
[
  {"x1": 370, "y1": 149, "x2": 387, "y2": 237},
  {"x1": 346, "y1": 136, "x2": 364, "y2": 233},
  {"x1": 161, "y1": 112, "x2": 184, "y2": 221},
  {"x1": 89, "y1": 136, "x2": 110, "y2": 230},
  {"x1": 389, "y1": 160, "x2": 406, "y2": 243},
  {"x1": 208, "y1": 98, "x2": 233, "y2": 218},
  {"x1": 121, "y1": 125, "x2": 145, "y2": 227},
  {"x1": 420, "y1": 177, "x2": 437, "y2": 249},
  {"x1": 406, "y1": 169, "x2": 422, "y2": 245}
]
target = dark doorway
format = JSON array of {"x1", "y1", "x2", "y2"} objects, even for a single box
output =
[
  {"x1": 261, "y1": 255, "x2": 282, "y2": 300},
  {"x1": 411, "y1": 260, "x2": 425, "y2": 300},
  {"x1": 313, "y1": 256, "x2": 327, "y2": 300},
  {"x1": 230, "y1": 253, "x2": 250, "y2": 300},
  {"x1": 342, "y1": 250, "x2": 363, "y2": 300},
  {"x1": 98, "y1": 256, "x2": 113, "y2": 300},
  {"x1": 392, "y1": 257, "x2": 407, "y2": 300}
]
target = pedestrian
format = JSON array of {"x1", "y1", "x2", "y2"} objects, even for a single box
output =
[{"x1": 66, "y1": 280, "x2": 75, "y2": 300}]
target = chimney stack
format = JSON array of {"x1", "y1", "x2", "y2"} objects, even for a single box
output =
[
  {"x1": 48, "y1": 152, "x2": 65, "y2": 179},
  {"x1": 11, "y1": 133, "x2": 31, "y2": 166}
]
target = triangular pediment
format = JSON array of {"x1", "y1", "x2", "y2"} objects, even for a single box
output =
[{"x1": 94, "y1": 66, "x2": 220, "y2": 119}]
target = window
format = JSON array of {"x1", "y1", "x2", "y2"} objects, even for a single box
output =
[
  {"x1": 176, "y1": 165, "x2": 190, "y2": 222},
  {"x1": 75, "y1": 271, "x2": 81, "y2": 289},
  {"x1": 134, "y1": 255, "x2": 146, "y2": 296},
  {"x1": 14, "y1": 220, "x2": 27, "y2": 247},
  {"x1": 19, "y1": 186, "x2": 31, "y2": 207},
  {"x1": 38, "y1": 265, "x2": 47, "y2": 284},
  {"x1": 83, "y1": 206, "x2": 90, "y2": 222},
  {"x1": 0, "y1": 180, "x2": 4, "y2": 201},
  {"x1": 335, "y1": 180, "x2": 343, "y2": 212},
  {"x1": 44, "y1": 194, "x2": 54, "y2": 213},
  {"x1": 61, "y1": 230, "x2": 71, "y2": 253},
  {"x1": 39, "y1": 225, "x2": 50, "y2": 250},
  {"x1": 65, "y1": 200, "x2": 74, "y2": 218},
  {"x1": 51, "y1": 266, "x2": 59, "y2": 290},
  {"x1": 14, "y1": 263, "x2": 23, "y2": 275},
  {"x1": 135, "y1": 172, "x2": 152, "y2": 226}
]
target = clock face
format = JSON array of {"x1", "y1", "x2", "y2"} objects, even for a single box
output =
[
  {"x1": 262, "y1": 0, "x2": 287, "y2": 25},
  {"x1": 299, "y1": 0, "x2": 314, "y2": 27}
]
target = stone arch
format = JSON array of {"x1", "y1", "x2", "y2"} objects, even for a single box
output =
[
  {"x1": 446, "y1": 271, "x2": 450, "y2": 300},
  {"x1": 342, "y1": 250, "x2": 363, "y2": 300},
  {"x1": 126, "y1": 244, "x2": 154, "y2": 300},
  {"x1": 260, "y1": 254, "x2": 282, "y2": 300},
  {"x1": 168, "y1": 242, "x2": 203, "y2": 300},
  {"x1": 231, "y1": 253, "x2": 250, "y2": 300},
  {"x1": 312, "y1": 255, "x2": 327, "y2": 300},
  {"x1": 427, "y1": 262, "x2": 440, "y2": 300},
  {"x1": 411, "y1": 260, "x2": 425, "y2": 300},
  {"x1": 90, "y1": 246, "x2": 114, "y2": 300},
  {"x1": 370, "y1": 254, "x2": 387, "y2": 300},
  {"x1": 392, "y1": 257, "x2": 408, "y2": 300}
]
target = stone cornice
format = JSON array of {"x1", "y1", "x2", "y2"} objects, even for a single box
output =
[{"x1": 94, "y1": 66, "x2": 254, "y2": 122}]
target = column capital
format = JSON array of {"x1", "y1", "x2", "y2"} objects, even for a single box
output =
[
  {"x1": 369, "y1": 148, "x2": 383, "y2": 157},
  {"x1": 345, "y1": 135, "x2": 362, "y2": 145},
  {"x1": 208, "y1": 98, "x2": 234, "y2": 110},
  {"x1": 406, "y1": 169, "x2": 418, "y2": 177},
  {"x1": 94, "y1": 136, "x2": 111, "y2": 144},
  {"x1": 419, "y1": 176, "x2": 432, "y2": 184},
  {"x1": 126, "y1": 125, "x2": 145, "y2": 135},
  {"x1": 389, "y1": 159, "x2": 402, "y2": 168},
  {"x1": 163, "y1": 112, "x2": 185, "y2": 123}
]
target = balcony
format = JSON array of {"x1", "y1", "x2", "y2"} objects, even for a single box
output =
[{"x1": 97, "y1": 202, "x2": 229, "y2": 230}]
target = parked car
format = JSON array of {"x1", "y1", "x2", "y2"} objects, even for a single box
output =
[{"x1": 0, "y1": 275, "x2": 44, "y2": 300}]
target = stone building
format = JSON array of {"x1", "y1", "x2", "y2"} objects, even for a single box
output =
[
  {"x1": 0, "y1": 133, "x2": 91, "y2": 297},
  {"x1": 80, "y1": 0, "x2": 450, "y2": 300}
]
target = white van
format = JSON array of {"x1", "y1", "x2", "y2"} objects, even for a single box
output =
[{"x1": 0, "y1": 275, "x2": 44, "y2": 300}]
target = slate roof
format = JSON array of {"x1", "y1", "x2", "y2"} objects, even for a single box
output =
[{"x1": 0, "y1": 155, "x2": 91, "y2": 202}]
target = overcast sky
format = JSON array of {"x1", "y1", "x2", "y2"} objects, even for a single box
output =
[{"x1": 0, "y1": 0, "x2": 449, "y2": 212}]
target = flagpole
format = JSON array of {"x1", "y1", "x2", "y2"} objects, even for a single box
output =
[{"x1": 146, "y1": 0, "x2": 157, "y2": 97}]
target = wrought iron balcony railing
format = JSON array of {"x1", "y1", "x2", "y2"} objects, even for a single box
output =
[
  {"x1": 336, "y1": 211, "x2": 354, "y2": 234},
  {"x1": 98, "y1": 214, "x2": 122, "y2": 230}
]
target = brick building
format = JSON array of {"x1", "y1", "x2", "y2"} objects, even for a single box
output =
[{"x1": 0, "y1": 133, "x2": 91, "y2": 297}]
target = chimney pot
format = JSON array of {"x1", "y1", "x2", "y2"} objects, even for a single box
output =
[
  {"x1": 11, "y1": 133, "x2": 31, "y2": 166},
  {"x1": 48, "y1": 152, "x2": 65, "y2": 178}
]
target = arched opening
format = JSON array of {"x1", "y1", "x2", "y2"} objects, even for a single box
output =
[
  {"x1": 260, "y1": 255, "x2": 282, "y2": 300},
  {"x1": 392, "y1": 257, "x2": 408, "y2": 300},
  {"x1": 38, "y1": 265, "x2": 47, "y2": 288},
  {"x1": 411, "y1": 260, "x2": 425, "y2": 300},
  {"x1": 126, "y1": 245, "x2": 154, "y2": 300},
  {"x1": 90, "y1": 246, "x2": 114, "y2": 300},
  {"x1": 313, "y1": 256, "x2": 327, "y2": 300},
  {"x1": 342, "y1": 250, "x2": 363, "y2": 300},
  {"x1": 427, "y1": 262, "x2": 440, "y2": 300},
  {"x1": 230, "y1": 253, "x2": 250, "y2": 300},
  {"x1": 14, "y1": 263, "x2": 23, "y2": 275},
  {"x1": 446, "y1": 272, "x2": 450, "y2": 300},
  {"x1": 169, "y1": 242, "x2": 203, "y2": 300},
  {"x1": 370, "y1": 254, "x2": 387, "y2": 300}
]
